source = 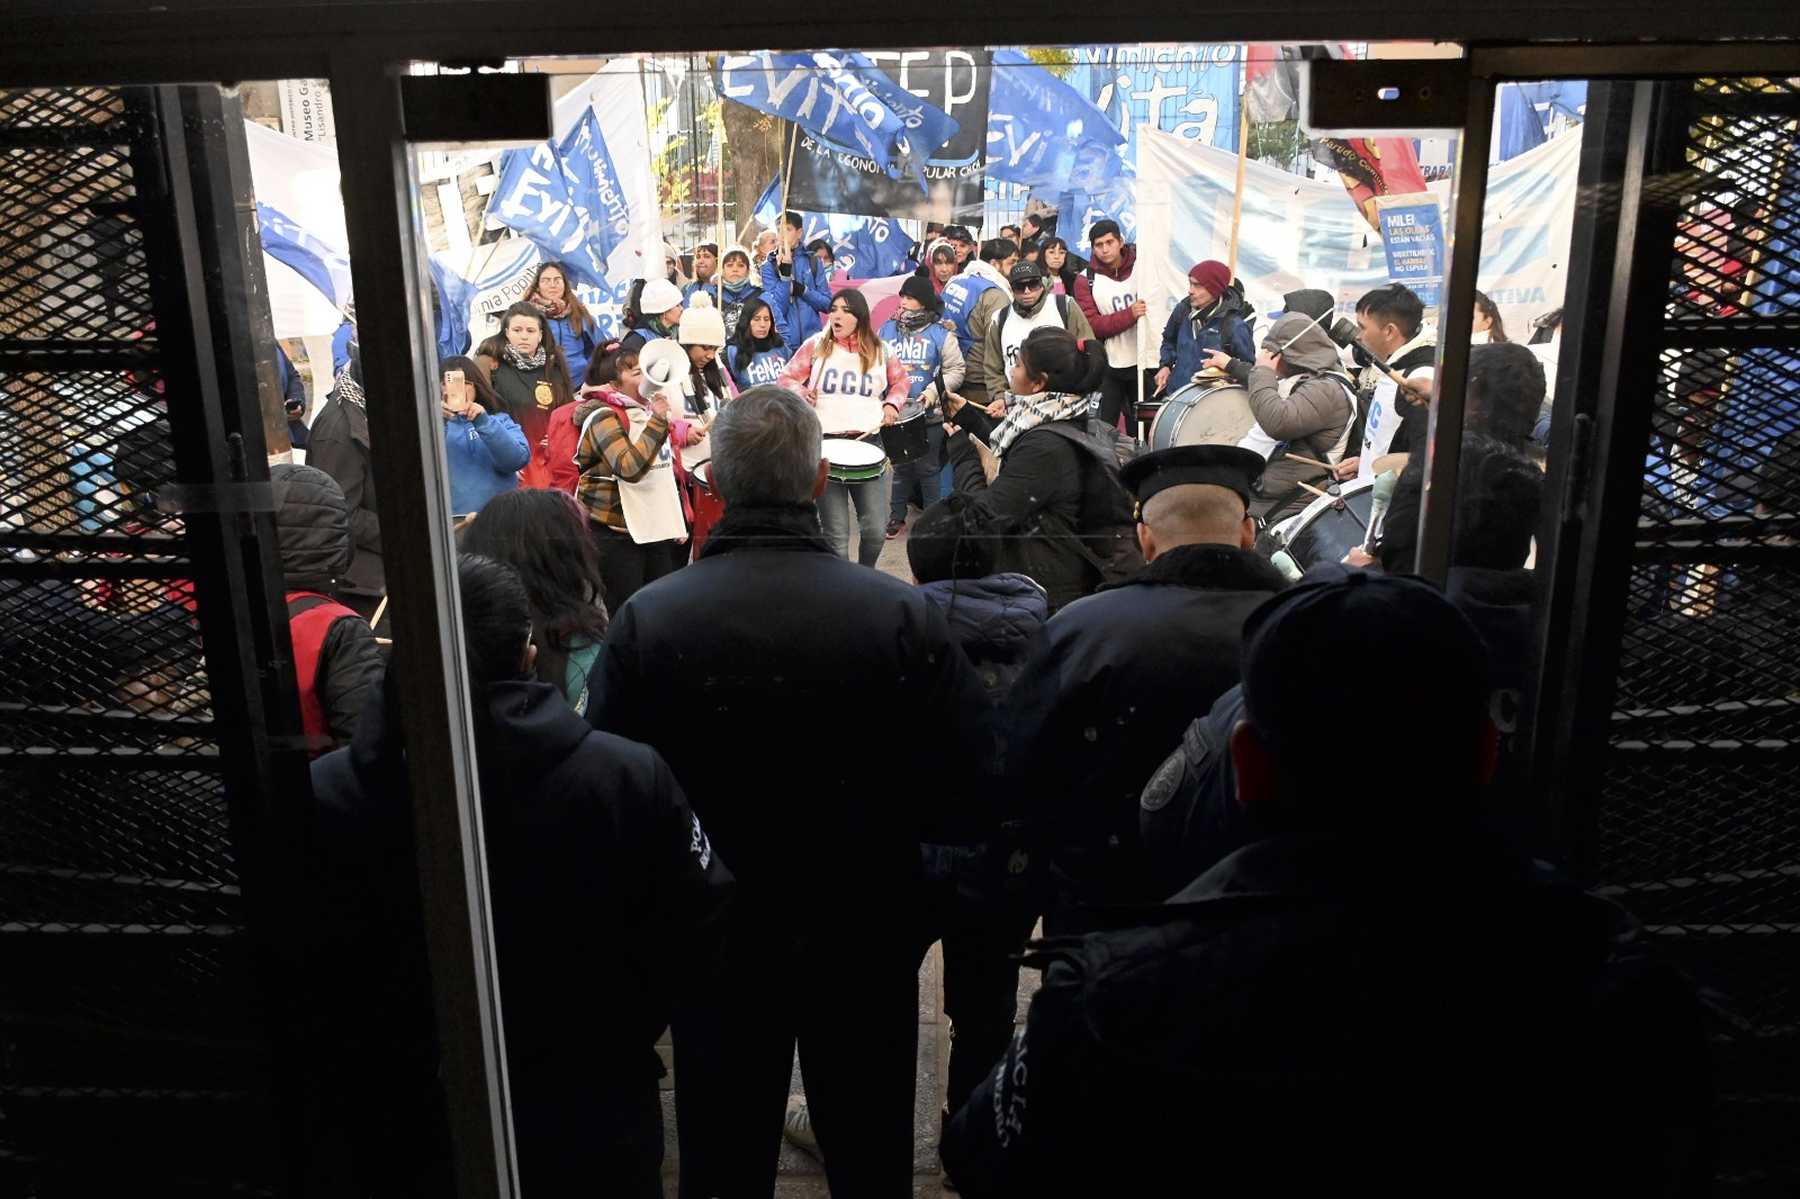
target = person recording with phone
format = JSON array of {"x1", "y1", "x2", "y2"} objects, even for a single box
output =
[{"x1": 440, "y1": 355, "x2": 530, "y2": 518}]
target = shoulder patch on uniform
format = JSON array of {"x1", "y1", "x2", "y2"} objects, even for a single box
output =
[{"x1": 1138, "y1": 748, "x2": 1187, "y2": 812}]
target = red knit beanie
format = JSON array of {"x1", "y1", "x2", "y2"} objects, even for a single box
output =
[{"x1": 1188, "y1": 259, "x2": 1232, "y2": 297}]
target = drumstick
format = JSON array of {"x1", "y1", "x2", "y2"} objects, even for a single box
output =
[
  {"x1": 1295, "y1": 480, "x2": 1331, "y2": 500},
  {"x1": 369, "y1": 594, "x2": 389, "y2": 631},
  {"x1": 1284, "y1": 452, "x2": 1333, "y2": 472}
]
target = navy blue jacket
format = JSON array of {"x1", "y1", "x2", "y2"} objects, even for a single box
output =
[{"x1": 1159, "y1": 297, "x2": 1256, "y2": 388}]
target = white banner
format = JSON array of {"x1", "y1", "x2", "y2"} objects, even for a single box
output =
[
  {"x1": 244, "y1": 120, "x2": 350, "y2": 340},
  {"x1": 277, "y1": 80, "x2": 336, "y2": 145},
  {"x1": 1137, "y1": 126, "x2": 1582, "y2": 340}
]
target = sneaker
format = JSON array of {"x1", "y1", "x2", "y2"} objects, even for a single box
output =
[
  {"x1": 783, "y1": 1095, "x2": 822, "y2": 1159},
  {"x1": 885, "y1": 517, "x2": 905, "y2": 540}
]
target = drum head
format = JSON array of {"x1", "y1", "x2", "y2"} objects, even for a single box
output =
[
  {"x1": 1275, "y1": 479, "x2": 1376, "y2": 571},
  {"x1": 822, "y1": 437, "x2": 887, "y2": 468},
  {"x1": 1149, "y1": 381, "x2": 1256, "y2": 451}
]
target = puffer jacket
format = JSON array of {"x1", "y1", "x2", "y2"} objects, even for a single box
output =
[
  {"x1": 1227, "y1": 314, "x2": 1357, "y2": 508},
  {"x1": 919, "y1": 572, "x2": 1049, "y2": 700},
  {"x1": 270, "y1": 463, "x2": 385, "y2": 751},
  {"x1": 305, "y1": 389, "x2": 383, "y2": 600}
]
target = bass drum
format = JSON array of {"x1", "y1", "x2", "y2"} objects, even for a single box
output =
[
  {"x1": 1148, "y1": 380, "x2": 1256, "y2": 450},
  {"x1": 1256, "y1": 477, "x2": 1376, "y2": 571}
]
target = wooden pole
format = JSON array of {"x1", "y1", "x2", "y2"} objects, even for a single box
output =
[
  {"x1": 715, "y1": 64, "x2": 727, "y2": 308},
  {"x1": 1227, "y1": 54, "x2": 1251, "y2": 276},
  {"x1": 776, "y1": 119, "x2": 800, "y2": 264}
]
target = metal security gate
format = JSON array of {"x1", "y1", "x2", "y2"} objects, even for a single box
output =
[
  {"x1": 0, "y1": 86, "x2": 307, "y2": 1195},
  {"x1": 1529, "y1": 68, "x2": 1800, "y2": 1195}
]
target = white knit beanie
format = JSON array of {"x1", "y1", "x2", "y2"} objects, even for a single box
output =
[
  {"x1": 639, "y1": 277, "x2": 684, "y2": 315},
  {"x1": 678, "y1": 293, "x2": 728, "y2": 348}
]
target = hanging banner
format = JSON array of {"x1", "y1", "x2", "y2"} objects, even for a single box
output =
[
  {"x1": 1080, "y1": 44, "x2": 1241, "y2": 162},
  {"x1": 1136, "y1": 125, "x2": 1583, "y2": 340},
  {"x1": 1374, "y1": 193, "x2": 1447, "y2": 308},
  {"x1": 243, "y1": 121, "x2": 351, "y2": 339},
  {"x1": 277, "y1": 79, "x2": 336, "y2": 144},
  {"x1": 782, "y1": 50, "x2": 992, "y2": 224}
]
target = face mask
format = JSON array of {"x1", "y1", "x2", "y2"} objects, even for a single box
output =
[{"x1": 898, "y1": 308, "x2": 935, "y2": 332}]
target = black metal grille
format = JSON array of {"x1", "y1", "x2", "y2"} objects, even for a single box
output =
[
  {"x1": 1601, "y1": 74, "x2": 1800, "y2": 1191},
  {"x1": 0, "y1": 86, "x2": 274, "y2": 1194}
]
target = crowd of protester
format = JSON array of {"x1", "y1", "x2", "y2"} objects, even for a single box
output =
[{"x1": 45, "y1": 209, "x2": 1717, "y2": 1194}]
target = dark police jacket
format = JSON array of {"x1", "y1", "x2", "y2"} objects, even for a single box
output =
[
  {"x1": 942, "y1": 830, "x2": 1714, "y2": 1198},
  {"x1": 307, "y1": 674, "x2": 733, "y2": 1192},
  {"x1": 589, "y1": 502, "x2": 994, "y2": 947},
  {"x1": 1005, "y1": 543, "x2": 1285, "y2": 926}
]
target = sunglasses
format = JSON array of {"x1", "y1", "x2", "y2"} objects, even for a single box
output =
[{"x1": 1015, "y1": 280, "x2": 1044, "y2": 291}]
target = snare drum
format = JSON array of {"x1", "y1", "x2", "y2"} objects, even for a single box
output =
[
  {"x1": 1148, "y1": 380, "x2": 1256, "y2": 450},
  {"x1": 878, "y1": 410, "x2": 931, "y2": 466},
  {"x1": 688, "y1": 460, "x2": 725, "y2": 559},
  {"x1": 1257, "y1": 477, "x2": 1376, "y2": 572},
  {"x1": 823, "y1": 437, "x2": 888, "y2": 484}
]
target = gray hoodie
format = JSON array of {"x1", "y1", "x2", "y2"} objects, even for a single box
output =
[{"x1": 1226, "y1": 313, "x2": 1357, "y2": 509}]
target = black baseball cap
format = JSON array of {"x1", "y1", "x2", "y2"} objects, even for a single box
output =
[{"x1": 1008, "y1": 259, "x2": 1046, "y2": 287}]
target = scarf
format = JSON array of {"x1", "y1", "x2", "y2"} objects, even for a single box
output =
[
  {"x1": 987, "y1": 389, "x2": 1093, "y2": 459},
  {"x1": 502, "y1": 343, "x2": 548, "y2": 372},
  {"x1": 535, "y1": 295, "x2": 570, "y2": 320},
  {"x1": 896, "y1": 308, "x2": 937, "y2": 333},
  {"x1": 333, "y1": 363, "x2": 365, "y2": 409},
  {"x1": 647, "y1": 314, "x2": 677, "y2": 339},
  {"x1": 1188, "y1": 296, "x2": 1223, "y2": 339}
]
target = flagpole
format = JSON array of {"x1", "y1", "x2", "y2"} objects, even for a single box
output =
[
  {"x1": 777, "y1": 118, "x2": 800, "y2": 265},
  {"x1": 715, "y1": 60, "x2": 727, "y2": 308},
  {"x1": 1228, "y1": 50, "x2": 1250, "y2": 277}
]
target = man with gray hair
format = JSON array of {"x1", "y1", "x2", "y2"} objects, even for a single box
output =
[
  {"x1": 590, "y1": 384, "x2": 993, "y2": 1198},
  {"x1": 1004, "y1": 445, "x2": 1288, "y2": 936}
]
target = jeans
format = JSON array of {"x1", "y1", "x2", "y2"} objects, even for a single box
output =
[
  {"x1": 889, "y1": 422, "x2": 947, "y2": 521},
  {"x1": 819, "y1": 469, "x2": 892, "y2": 567}
]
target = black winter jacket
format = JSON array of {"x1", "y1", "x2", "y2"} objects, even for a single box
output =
[
  {"x1": 943, "y1": 830, "x2": 1713, "y2": 1198},
  {"x1": 948, "y1": 421, "x2": 1093, "y2": 613},
  {"x1": 308, "y1": 673, "x2": 733, "y2": 1191},
  {"x1": 919, "y1": 572, "x2": 1049, "y2": 704},
  {"x1": 270, "y1": 463, "x2": 384, "y2": 751},
  {"x1": 304, "y1": 392, "x2": 383, "y2": 598},
  {"x1": 1005, "y1": 544, "x2": 1286, "y2": 927},
  {"x1": 589, "y1": 503, "x2": 994, "y2": 946}
]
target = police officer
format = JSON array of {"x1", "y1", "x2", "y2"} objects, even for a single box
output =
[
  {"x1": 1006, "y1": 444, "x2": 1287, "y2": 935},
  {"x1": 945, "y1": 570, "x2": 1712, "y2": 1198},
  {"x1": 879, "y1": 275, "x2": 967, "y2": 537}
]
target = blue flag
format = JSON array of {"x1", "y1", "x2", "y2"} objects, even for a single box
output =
[
  {"x1": 488, "y1": 108, "x2": 631, "y2": 287},
  {"x1": 985, "y1": 49, "x2": 1125, "y2": 188},
  {"x1": 1495, "y1": 84, "x2": 1548, "y2": 162},
  {"x1": 258, "y1": 202, "x2": 352, "y2": 310},
  {"x1": 751, "y1": 176, "x2": 917, "y2": 278},
  {"x1": 717, "y1": 51, "x2": 960, "y2": 189}
]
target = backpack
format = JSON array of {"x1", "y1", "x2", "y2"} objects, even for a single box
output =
[
  {"x1": 994, "y1": 293, "x2": 1072, "y2": 342},
  {"x1": 287, "y1": 589, "x2": 363, "y2": 757},
  {"x1": 1031, "y1": 418, "x2": 1146, "y2": 587}
]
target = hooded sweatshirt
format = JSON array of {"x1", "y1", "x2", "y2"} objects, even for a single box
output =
[
  {"x1": 1226, "y1": 313, "x2": 1357, "y2": 506},
  {"x1": 1282, "y1": 288, "x2": 1336, "y2": 324},
  {"x1": 270, "y1": 463, "x2": 385, "y2": 754},
  {"x1": 1073, "y1": 243, "x2": 1142, "y2": 347}
]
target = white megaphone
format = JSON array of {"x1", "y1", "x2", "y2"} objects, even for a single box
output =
[{"x1": 638, "y1": 339, "x2": 690, "y2": 404}]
